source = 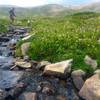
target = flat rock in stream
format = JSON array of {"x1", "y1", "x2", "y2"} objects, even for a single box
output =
[
  {"x1": 0, "y1": 70, "x2": 23, "y2": 89},
  {"x1": 15, "y1": 61, "x2": 31, "y2": 69},
  {"x1": 14, "y1": 28, "x2": 28, "y2": 34}
]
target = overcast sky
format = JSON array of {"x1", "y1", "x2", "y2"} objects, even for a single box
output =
[{"x1": 0, "y1": 0, "x2": 100, "y2": 7}]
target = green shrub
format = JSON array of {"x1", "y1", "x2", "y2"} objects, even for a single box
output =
[{"x1": 16, "y1": 12, "x2": 100, "y2": 72}]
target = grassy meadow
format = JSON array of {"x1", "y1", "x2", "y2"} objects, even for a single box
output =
[{"x1": 0, "y1": 12, "x2": 100, "y2": 73}]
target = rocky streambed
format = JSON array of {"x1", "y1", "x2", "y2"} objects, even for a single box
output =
[{"x1": 0, "y1": 27, "x2": 100, "y2": 100}]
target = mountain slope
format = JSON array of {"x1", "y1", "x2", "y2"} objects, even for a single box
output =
[
  {"x1": 78, "y1": 2, "x2": 100, "y2": 12},
  {"x1": 0, "y1": 4, "x2": 71, "y2": 18}
]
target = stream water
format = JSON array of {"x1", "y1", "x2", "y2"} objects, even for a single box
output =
[{"x1": 0, "y1": 27, "x2": 82, "y2": 100}]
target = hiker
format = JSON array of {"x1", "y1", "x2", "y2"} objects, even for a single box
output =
[{"x1": 9, "y1": 8, "x2": 16, "y2": 23}]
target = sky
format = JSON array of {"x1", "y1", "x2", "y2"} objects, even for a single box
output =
[{"x1": 0, "y1": 0, "x2": 100, "y2": 7}]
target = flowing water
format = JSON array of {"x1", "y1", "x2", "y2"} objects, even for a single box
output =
[{"x1": 0, "y1": 27, "x2": 82, "y2": 100}]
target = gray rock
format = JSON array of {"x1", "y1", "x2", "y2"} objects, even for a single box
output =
[
  {"x1": 23, "y1": 56, "x2": 30, "y2": 61},
  {"x1": 21, "y1": 42, "x2": 30, "y2": 56},
  {"x1": 72, "y1": 76, "x2": 84, "y2": 90},
  {"x1": 36, "y1": 61, "x2": 51, "y2": 69},
  {"x1": 56, "y1": 95, "x2": 66, "y2": 100},
  {"x1": 9, "y1": 82, "x2": 27, "y2": 97},
  {"x1": 71, "y1": 69, "x2": 86, "y2": 77},
  {"x1": 71, "y1": 70, "x2": 85, "y2": 90},
  {"x1": 43, "y1": 59, "x2": 73, "y2": 77},
  {"x1": 84, "y1": 55, "x2": 97, "y2": 70},
  {"x1": 14, "y1": 28, "x2": 28, "y2": 34},
  {"x1": 79, "y1": 74, "x2": 100, "y2": 100},
  {"x1": 18, "y1": 92, "x2": 37, "y2": 100},
  {"x1": 38, "y1": 94, "x2": 56, "y2": 100},
  {"x1": 42, "y1": 85, "x2": 55, "y2": 95}
]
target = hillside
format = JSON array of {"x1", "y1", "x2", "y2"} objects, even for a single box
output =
[
  {"x1": 0, "y1": 2, "x2": 100, "y2": 18},
  {"x1": 0, "y1": 4, "x2": 72, "y2": 18},
  {"x1": 77, "y1": 2, "x2": 100, "y2": 12}
]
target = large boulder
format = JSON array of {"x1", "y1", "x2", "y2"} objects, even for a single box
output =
[
  {"x1": 79, "y1": 74, "x2": 100, "y2": 100},
  {"x1": 43, "y1": 59, "x2": 73, "y2": 77},
  {"x1": 21, "y1": 42, "x2": 30, "y2": 56},
  {"x1": 94, "y1": 69, "x2": 100, "y2": 74},
  {"x1": 84, "y1": 55, "x2": 97, "y2": 70},
  {"x1": 71, "y1": 70, "x2": 86, "y2": 90}
]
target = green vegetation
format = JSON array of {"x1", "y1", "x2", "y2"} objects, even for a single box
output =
[
  {"x1": 0, "y1": 11, "x2": 100, "y2": 73},
  {"x1": 0, "y1": 19, "x2": 9, "y2": 32},
  {"x1": 15, "y1": 12, "x2": 100, "y2": 73}
]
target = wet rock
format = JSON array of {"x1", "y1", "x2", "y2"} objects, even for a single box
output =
[
  {"x1": 8, "y1": 25, "x2": 15, "y2": 32},
  {"x1": 39, "y1": 81, "x2": 52, "y2": 87},
  {"x1": 42, "y1": 85, "x2": 55, "y2": 95},
  {"x1": 8, "y1": 42, "x2": 16, "y2": 50},
  {"x1": 84, "y1": 55, "x2": 97, "y2": 70},
  {"x1": 38, "y1": 81, "x2": 55, "y2": 95},
  {"x1": 71, "y1": 70, "x2": 86, "y2": 77},
  {"x1": 56, "y1": 95, "x2": 66, "y2": 100},
  {"x1": 65, "y1": 79, "x2": 80, "y2": 100},
  {"x1": 23, "y1": 56, "x2": 30, "y2": 61},
  {"x1": 37, "y1": 61, "x2": 51, "y2": 70},
  {"x1": 0, "y1": 37, "x2": 10, "y2": 42},
  {"x1": 71, "y1": 70, "x2": 85, "y2": 90},
  {"x1": 72, "y1": 76, "x2": 84, "y2": 91},
  {"x1": 38, "y1": 94, "x2": 56, "y2": 100},
  {"x1": 14, "y1": 28, "x2": 28, "y2": 34},
  {"x1": 21, "y1": 42, "x2": 30, "y2": 56},
  {"x1": 15, "y1": 61, "x2": 31, "y2": 69},
  {"x1": 43, "y1": 59, "x2": 73, "y2": 78},
  {"x1": 36, "y1": 85, "x2": 42, "y2": 92},
  {"x1": 0, "y1": 70, "x2": 23, "y2": 89},
  {"x1": 9, "y1": 38, "x2": 17, "y2": 45},
  {"x1": 18, "y1": 92, "x2": 37, "y2": 100},
  {"x1": 94, "y1": 69, "x2": 100, "y2": 74},
  {"x1": 9, "y1": 82, "x2": 27, "y2": 97},
  {"x1": 0, "y1": 89, "x2": 7, "y2": 100},
  {"x1": 4, "y1": 95, "x2": 14, "y2": 100},
  {"x1": 30, "y1": 60, "x2": 39, "y2": 69},
  {"x1": 79, "y1": 74, "x2": 100, "y2": 100},
  {"x1": 44, "y1": 95, "x2": 56, "y2": 100}
]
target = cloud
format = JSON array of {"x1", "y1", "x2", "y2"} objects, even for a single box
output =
[
  {"x1": 0, "y1": 0, "x2": 100, "y2": 7},
  {"x1": 11, "y1": 0, "x2": 48, "y2": 7}
]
